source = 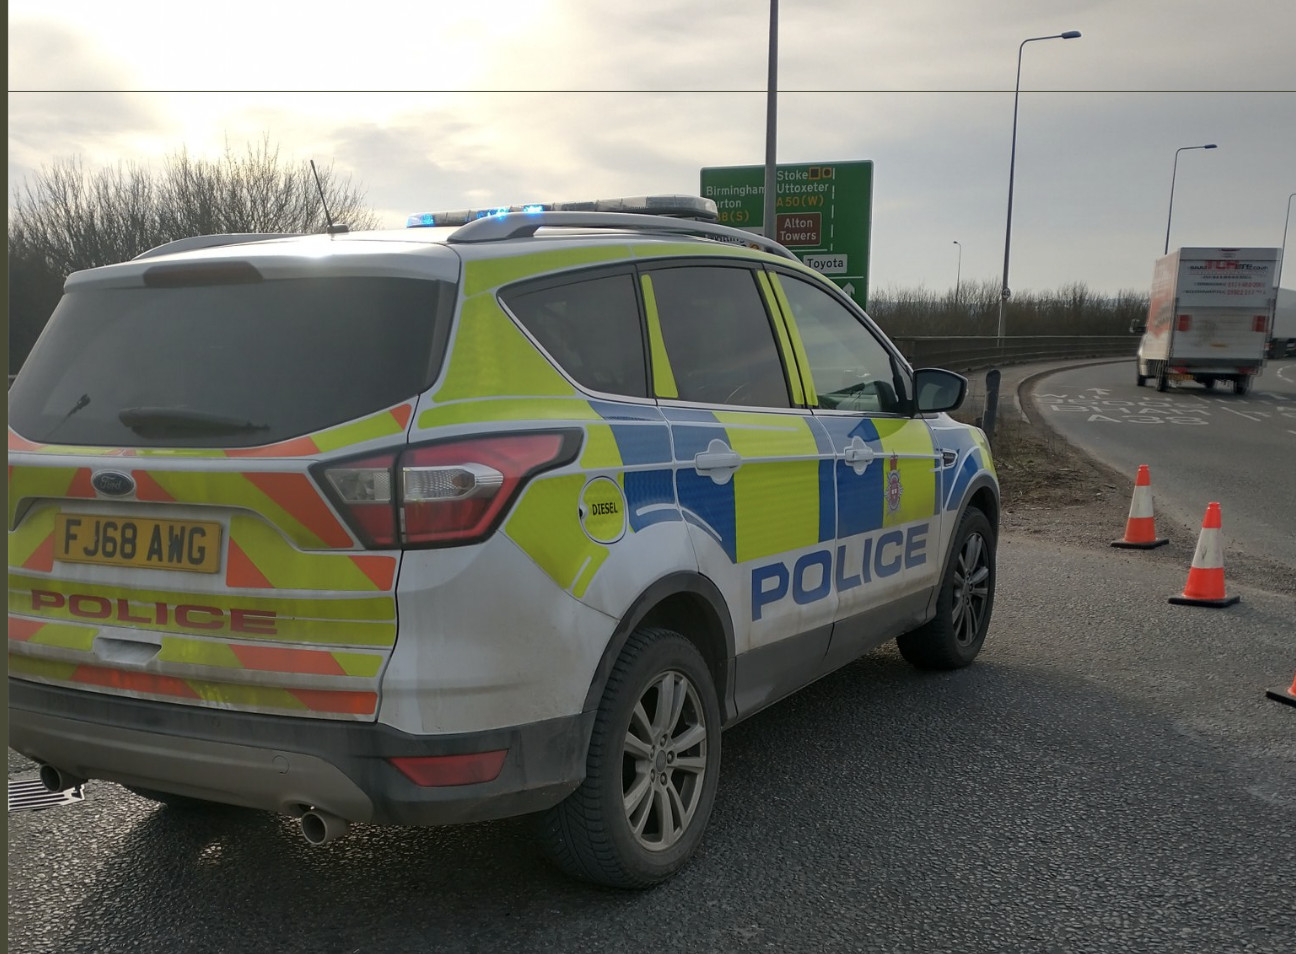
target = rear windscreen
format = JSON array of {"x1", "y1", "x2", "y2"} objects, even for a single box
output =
[{"x1": 8, "y1": 275, "x2": 454, "y2": 448}]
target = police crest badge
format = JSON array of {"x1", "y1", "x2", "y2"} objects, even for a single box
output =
[{"x1": 886, "y1": 454, "x2": 903, "y2": 513}]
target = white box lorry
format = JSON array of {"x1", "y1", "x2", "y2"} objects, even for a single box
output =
[{"x1": 1135, "y1": 246, "x2": 1280, "y2": 394}]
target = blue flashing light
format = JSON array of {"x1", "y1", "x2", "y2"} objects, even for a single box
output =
[
  {"x1": 521, "y1": 204, "x2": 545, "y2": 214},
  {"x1": 407, "y1": 212, "x2": 438, "y2": 228}
]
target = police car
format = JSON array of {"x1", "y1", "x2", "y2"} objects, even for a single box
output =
[{"x1": 7, "y1": 195, "x2": 998, "y2": 888}]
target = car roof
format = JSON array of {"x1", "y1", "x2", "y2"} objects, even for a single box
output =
[
  {"x1": 131, "y1": 200, "x2": 800, "y2": 265},
  {"x1": 74, "y1": 204, "x2": 805, "y2": 288}
]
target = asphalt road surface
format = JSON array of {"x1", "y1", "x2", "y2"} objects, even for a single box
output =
[
  {"x1": 8, "y1": 534, "x2": 1295, "y2": 954},
  {"x1": 1027, "y1": 359, "x2": 1296, "y2": 569}
]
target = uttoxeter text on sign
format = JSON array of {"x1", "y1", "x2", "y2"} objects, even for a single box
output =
[{"x1": 776, "y1": 181, "x2": 832, "y2": 195}]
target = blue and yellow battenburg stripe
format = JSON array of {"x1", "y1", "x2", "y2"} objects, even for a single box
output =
[
  {"x1": 812, "y1": 416, "x2": 939, "y2": 536},
  {"x1": 504, "y1": 400, "x2": 942, "y2": 597}
]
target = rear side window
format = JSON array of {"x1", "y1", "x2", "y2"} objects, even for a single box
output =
[
  {"x1": 9, "y1": 276, "x2": 453, "y2": 447},
  {"x1": 501, "y1": 272, "x2": 648, "y2": 398},
  {"x1": 647, "y1": 265, "x2": 790, "y2": 408}
]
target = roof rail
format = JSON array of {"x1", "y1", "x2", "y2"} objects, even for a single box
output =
[
  {"x1": 132, "y1": 233, "x2": 304, "y2": 261},
  {"x1": 445, "y1": 211, "x2": 798, "y2": 261}
]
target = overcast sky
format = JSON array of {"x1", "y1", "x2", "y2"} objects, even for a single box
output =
[{"x1": 8, "y1": 0, "x2": 1295, "y2": 297}]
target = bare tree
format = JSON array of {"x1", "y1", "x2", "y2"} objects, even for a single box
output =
[
  {"x1": 156, "y1": 138, "x2": 378, "y2": 240},
  {"x1": 868, "y1": 279, "x2": 1147, "y2": 339},
  {"x1": 8, "y1": 139, "x2": 382, "y2": 372},
  {"x1": 8, "y1": 155, "x2": 162, "y2": 276}
]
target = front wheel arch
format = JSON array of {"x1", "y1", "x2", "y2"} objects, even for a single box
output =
[{"x1": 944, "y1": 476, "x2": 1000, "y2": 538}]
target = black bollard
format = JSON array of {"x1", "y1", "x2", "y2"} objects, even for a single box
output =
[{"x1": 983, "y1": 369, "x2": 1000, "y2": 445}]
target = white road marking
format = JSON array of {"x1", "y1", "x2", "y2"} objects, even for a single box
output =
[{"x1": 1041, "y1": 380, "x2": 1296, "y2": 427}]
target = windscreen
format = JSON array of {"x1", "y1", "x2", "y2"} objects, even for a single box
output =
[{"x1": 9, "y1": 275, "x2": 454, "y2": 448}]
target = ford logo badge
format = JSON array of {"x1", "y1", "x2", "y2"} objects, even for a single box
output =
[{"x1": 92, "y1": 471, "x2": 136, "y2": 497}]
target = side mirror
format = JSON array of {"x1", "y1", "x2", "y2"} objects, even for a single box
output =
[
  {"x1": 913, "y1": 368, "x2": 968, "y2": 414},
  {"x1": 1129, "y1": 319, "x2": 1146, "y2": 334}
]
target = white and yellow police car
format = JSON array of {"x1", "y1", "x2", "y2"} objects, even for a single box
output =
[{"x1": 7, "y1": 195, "x2": 998, "y2": 887}]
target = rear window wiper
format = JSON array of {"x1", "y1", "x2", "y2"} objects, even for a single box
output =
[
  {"x1": 118, "y1": 407, "x2": 271, "y2": 438},
  {"x1": 45, "y1": 393, "x2": 92, "y2": 438}
]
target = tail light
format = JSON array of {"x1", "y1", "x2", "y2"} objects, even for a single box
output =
[
  {"x1": 320, "y1": 454, "x2": 400, "y2": 546},
  {"x1": 314, "y1": 430, "x2": 580, "y2": 549},
  {"x1": 1177, "y1": 314, "x2": 1192, "y2": 332},
  {"x1": 1254, "y1": 316, "x2": 1267, "y2": 333}
]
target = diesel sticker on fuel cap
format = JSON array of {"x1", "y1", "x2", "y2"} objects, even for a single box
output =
[{"x1": 579, "y1": 477, "x2": 627, "y2": 544}]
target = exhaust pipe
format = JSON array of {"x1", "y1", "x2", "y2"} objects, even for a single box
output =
[
  {"x1": 299, "y1": 809, "x2": 350, "y2": 846},
  {"x1": 38, "y1": 763, "x2": 86, "y2": 793}
]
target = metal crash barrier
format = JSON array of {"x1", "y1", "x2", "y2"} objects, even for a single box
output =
[{"x1": 891, "y1": 335, "x2": 1136, "y2": 372}]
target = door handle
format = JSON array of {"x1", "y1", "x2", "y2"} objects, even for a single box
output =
[
  {"x1": 694, "y1": 439, "x2": 742, "y2": 484},
  {"x1": 840, "y1": 438, "x2": 943, "y2": 476},
  {"x1": 841, "y1": 436, "x2": 876, "y2": 475}
]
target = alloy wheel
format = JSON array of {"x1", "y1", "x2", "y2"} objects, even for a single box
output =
[
  {"x1": 952, "y1": 531, "x2": 992, "y2": 646},
  {"x1": 621, "y1": 670, "x2": 709, "y2": 851}
]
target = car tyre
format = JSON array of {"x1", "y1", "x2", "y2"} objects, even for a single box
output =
[
  {"x1": 537, "y1": 626, "x2": 721, "y2": 889},
  {"x1": 1135, "y1": 362, "x2": 1146, "y2": 387},
  {"x1": 1156, "y1": 365, "x2": 1168, "y2": 392},
  {"x1": 897, "y1": 507, "x2": 996, "y2": 670},
  {"x1": 1234, "y1": 375, "x2": 1251, "y2": 395}
]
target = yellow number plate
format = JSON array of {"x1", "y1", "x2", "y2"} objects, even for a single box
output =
[{"x1": 54, "y1": 514, "x2": 223, "y2": 574}]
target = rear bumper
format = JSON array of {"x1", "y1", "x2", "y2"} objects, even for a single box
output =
[
  {"x1": 1168, "y1": 359, "x2": 1264, "y2": 373},
  {"x1": 8, "y1": 678, "x2": 592, "y2": 826}
]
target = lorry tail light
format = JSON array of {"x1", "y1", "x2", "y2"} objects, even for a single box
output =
[
  {"x1": 1254, "y1": 316, "x2": 1267, "y2": 333},
  {"x1": 315, "y1": 431, "x2": 580, "y2": 549},
  {"x1": 1177, "y1": 315, "x2": 1192, "y2": 332}
]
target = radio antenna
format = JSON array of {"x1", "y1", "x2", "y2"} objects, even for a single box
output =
[{"x1": 310, "y1": 160, "x2": 348, "y2": 235}]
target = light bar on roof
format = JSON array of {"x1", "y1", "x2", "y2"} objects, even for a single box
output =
[{"x1": 406, "y1": 194, "x2": 717, "y2": 228}]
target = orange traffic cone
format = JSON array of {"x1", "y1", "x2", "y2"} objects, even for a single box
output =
[
  {"x1": 1267, "y1": 669, "x2": 1296, "y2": 708},
  {"x1": 1168, "y1": 502, "x2": 1239, "y2": 607},
  {"x1": 1112, "y1": 464, "x2": 1169, "y2": 549}
]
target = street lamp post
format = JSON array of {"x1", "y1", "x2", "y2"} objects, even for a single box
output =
[
  {"x1": 998, "y1": 30, "x2": 1082, "y2": 340},
  {"x1": 763, "y1": 0, "x2": 778, "y2": 240},
  {"x1": 1279, "y1": 192, "x2": 1296, "y2": 291},
  {"x1": 952, "y1": 240, "x2": 962, "y2": 306},
  {"x1": 1163, "y1": 144, "x2": 1218, "y2": 255}
]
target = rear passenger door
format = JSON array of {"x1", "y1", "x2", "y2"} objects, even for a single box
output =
[
  {"x1": 640, "y1": 261, "x2": 838, "y2": 715},
  {"x1": 765, "y1": 270, "x2": 943, "y2": 667}
]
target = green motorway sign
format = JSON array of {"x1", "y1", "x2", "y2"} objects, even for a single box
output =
[{"x1": 700, "y1": 160, "x2": 873, "y2": 309}]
